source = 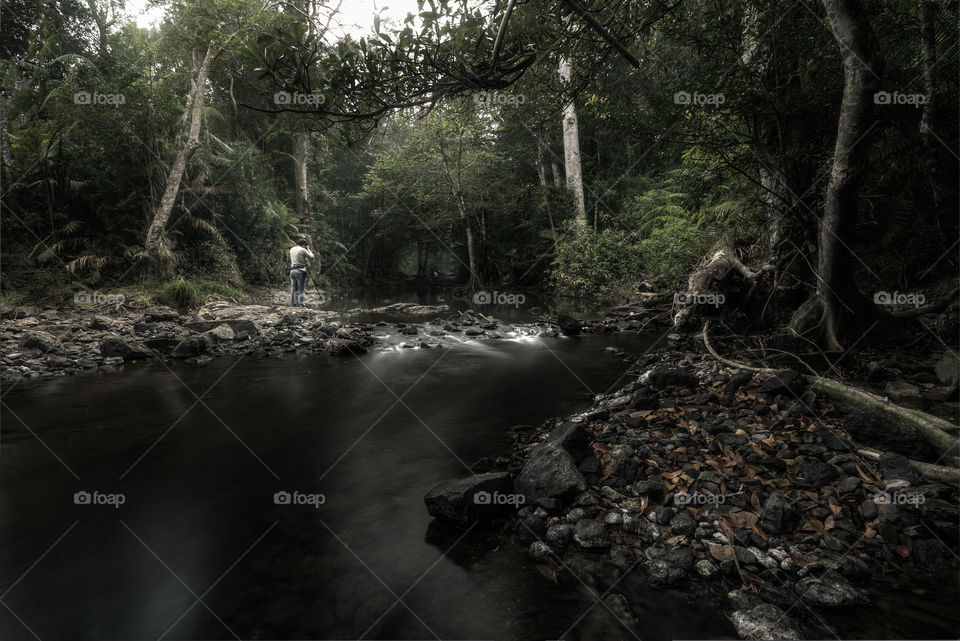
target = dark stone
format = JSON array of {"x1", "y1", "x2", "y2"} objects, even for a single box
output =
[
  {"x1": 572, "y1": 519, "x2": 611, "y2": 550},
  {"x1": 423, "y1": 472, "x2": 516, "y2": 529},
  {"x1": 646, "y1": 367, "x2": 698, "y2": 389},
  {"x1": 557, "y1": 314, "x2": 581, "y2": 336},
  {"x1": 144, "y1": 306, "x2": 181, "y2": 321},
  {"x1": 546, "y1": 421, "x2": 592, "y2": 462},
  {"x1": 818, "y1": 428, "x2": 854, "y2": 451},
  {"x1": 545, "y1": 523, "x2": 574, "y2": 550},
  {"x1": 761, "y1": 370, "x2": 807, "y2": 396},
  {"x1": 859, "y1": 500, "x2": 878, "y2": 521},
  {"x1": 724, "y1": 370, "x2": 754, "y2": 396},
  {"x1": 761, "y1": 492, "x2": 797, "y2": 534},
  {"x1": 20, "y1": 331, "x2": 61, "y2": 354},
  {"x1": 171, "y1": 335, "x2": 211, "y2": 358},
  {"x1": 184, "y1": 319, "x2": 259, "y2": 339},
  {"x1": 670, "y1": 510, "x2": 697, "y2": 536},
  {"x1": 515, "y1": 442, "x2": 587, "y2": 501},
  {"x1": 100, "y1": 336, "x2": 153, "y2": 361},
  {"x1": 799, "y1": 457, "x2": 839, "y2": 488},
  {"x1": 326, "y1": 339, "x2": 367, "y2": 356}
]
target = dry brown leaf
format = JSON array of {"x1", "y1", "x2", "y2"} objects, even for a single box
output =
[
  {"x1": 630, "y1": 410, "x2": 653, "y2": 418},
  {"x1": 666, "y1": 534, "x2": 687, "y2": 545},
  {"x1": 724, "y1": 508, "x2": 759, "y2": 529},
  {"x1": 710, "y1": 544, "x2": 735, "y2": 562}
]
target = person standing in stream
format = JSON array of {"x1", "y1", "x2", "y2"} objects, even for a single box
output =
[{"x1": 289, "y1": 238, "x2": 315, "y2": 307}]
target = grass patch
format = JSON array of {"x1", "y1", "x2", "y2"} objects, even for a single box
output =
[{"x1": 156, "y1": 278, "x2": 246, "y2": 309}]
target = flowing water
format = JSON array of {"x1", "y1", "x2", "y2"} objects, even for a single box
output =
[{"x1": 1, "y1": 314, "x2": 747, "y2": 640}]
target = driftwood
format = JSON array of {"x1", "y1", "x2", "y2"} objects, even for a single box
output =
[{"x1": 702, "y1": 321, "x2": 960, "y2": 463}]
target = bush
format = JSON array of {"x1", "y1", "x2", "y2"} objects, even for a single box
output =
[
  {"x1": 639, "y1": 217, "x2": 712, "y2": 284},
  {"x1": 551, "y1": 227, "x2": 643, "y2": 299},
  {"x1": 156, "y1": 278, "x2": 245, "y2": 309}
]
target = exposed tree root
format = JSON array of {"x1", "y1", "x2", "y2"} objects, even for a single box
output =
[
  {"x1": 702, "y1": 321, "x2": 960, "y2": 463},
  {"x1": 857, "y1": 447, "x2": 960, "y2": 484}
]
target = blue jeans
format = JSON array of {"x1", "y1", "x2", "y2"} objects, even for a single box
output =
[{"x1": 290, "y1": 269, "x2": 307, "y2": 307}]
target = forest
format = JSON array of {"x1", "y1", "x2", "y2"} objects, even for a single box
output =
[{"x1": 1, "y1": 0, "x2": 958, "y2": 639}]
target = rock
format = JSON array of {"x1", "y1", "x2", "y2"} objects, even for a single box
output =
[
  {"x1": 818, "y1": 428, "x2": 853, "y2": 452},
  {"x1": 884, "y1": 379, "x2": 921, "y2": 405},
  {"x1": 527, "y1": 541, "x2": 553, "y2": 561},
  {"x1": 799, "y1": 570, "x2": 864, "y2": 606},
  {"x1": 724, "y1": 370, "x2": 754, "y2": 395},
  {"x1": 798, "y1": 457, "x2": 838, "y2": 488},
  {"x1": 144, "y1": 306, "x2": 181, "y2": 321},
  {"x1": 669, "y1": 510, "x2": 697, "y2": 535},
  {"x1": 326, "y1": 339, "x2": 367, "y2": 356},
  {"x1": 89, "y1": 315, "x2": 113, "y2": 330},
  {"x1": 934, "y1": 351, "x2": 959, "y2": 387},
  {"x1": 572, "y1": 519, "x2": 611, "y2": 550},
  {"x1": 171, "y1": 335, "x2": 211, "y2": 358},
  {"x1": 20, "y1": 331, "x2": 61, "y2": 354},
  {"x1": 865, "y1": 361, "x2": 884, "y2": 382},
  {"x1": 731, "y1": 604, "x2": 802, "y2": 640},
  {"x1": 557, "y1": 314, "x2": 580, "y2": 336},
  {"x1": 184, "y1": 319, "x2": 259, "y2": 339},
  {"x1": 761, "y1": 369, "x2": 807, "y2": 396},
  {"x1": 205, "y1": 324, "x2": 236, "y2": 341},
  {"x1": 514, "y1": 442, "x2": 587, "y2": 501},
  {"x1": 546, "y1": 421, "x2": 592, "y2": 462},
  {"x1": 761, "y1": 492, "x2": 797, "y2": 534},
  {"x1": 695, "y1": 559, "x2": 719, "y2": 578},
  {"x1": 643, "y1": 366, "x2": 698, "y2": 389},
  {"x1": 545, "y1": 523, "x2": 574, "y2": 550},
  {"x1": 423, "y1": 472, "x2": 516, "y2": 529},
  {"x1": 100, "y1": 337, "x2": 152, "y2": 361}
]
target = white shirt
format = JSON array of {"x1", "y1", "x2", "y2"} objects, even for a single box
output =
[{"x1": 290, "y1": 245, "x2": 315, "y2": 268}]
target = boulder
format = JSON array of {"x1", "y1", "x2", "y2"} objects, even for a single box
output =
[
  {"x1": 184, "y1": 319, "x2": 258, "y2": 339},
  {"x1": 20, "y1": 331, "x2": 61, "y2": 354},
  {"x1": 423, "y1": 472, "x2": 516, "y2": 529},
  {"x1": 514, "y1": 442, "x2": 587, "y2": 501},
  {"x1": 171, "y1": 335, "x2": 211, "y2": 358},
  {"x1": 545, "y1": 421, "x2": 592, "y2": 462},
  {"x1": 100, "y1": 337, "x2": 153, "y2": 361},
  {"x1": 760, "y1": 492, "x2": 797, "y2": 534},
  {"x1": 143, "y1": 306, "x2": 181, "y2": 322},
  {"x1": 557, "y1": 314, "x2": 580, "y2": 336},
  {"x1": 206, "y1": 324, "x2": 236, "y2": 341},
  {"x1": 642, "y1": 366, "x2": 698, "y2": 389},
  {"x1": 572, "y1": 519, "x2": 611, "y2": 550},
  {"x1": 731, "y1": 604, "x2": 801, "y2": 640},
  {"x1": 934, "y1": 351, "x2": 959, "y2": 387}
]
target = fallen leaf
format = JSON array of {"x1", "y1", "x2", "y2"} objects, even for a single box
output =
[
  {"x1": 666, "y1": 534, "x2": 687, "y2": 545},
  {"x1": 710, "y1": 544, "x2": 734, "y2": 562},
  {"x1": 630, "y1": 410, "x2": 653, "y2": 418}
]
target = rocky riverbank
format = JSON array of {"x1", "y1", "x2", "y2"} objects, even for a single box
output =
[
  {"x1": 0, "y1": 296, "x2": 675, "y2": 383},
  {"x1": 425, "y1": 349, "x2": 960, "y2": 639}
]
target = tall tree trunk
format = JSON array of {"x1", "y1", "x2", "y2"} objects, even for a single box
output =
[
  {"x1": 791, "y1": 0, "x2": 884, "y2": 351},
  {"x1": 0, "y1": 90, "x2": 12, "y2": 182},
  {"x1": 439, "y1": 144, "x2": 479, "y2": 287},
  {"x1": 919, "y1": 0, "x2": 940, "y2": 212},
  {"x1": 558, "y1": 55, "x2": 587, "y2": 227},
  {"x1": 294, "y1": 120, "x2": 311, "y2": 221},
  {"x1": 144, "y1": 45, "x2": 214, "y2": 271},
  {"x1": 535, "y1": 136, "x2": 559, "y2": 255}
]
